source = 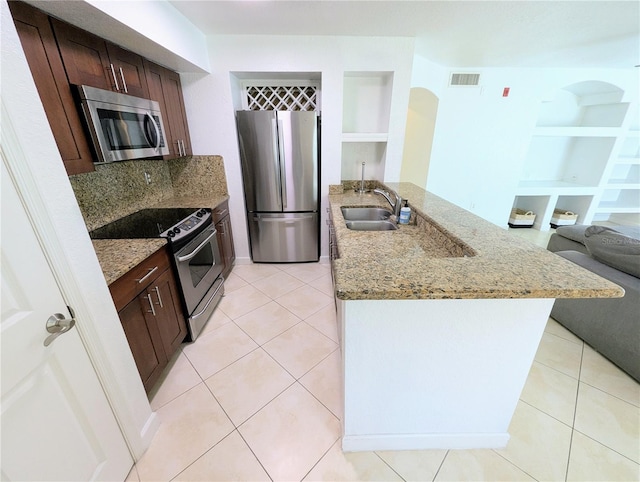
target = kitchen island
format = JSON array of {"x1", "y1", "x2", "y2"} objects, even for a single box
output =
[{"x1": 329, "y1": 182, "x2": 622, "y2": 452}]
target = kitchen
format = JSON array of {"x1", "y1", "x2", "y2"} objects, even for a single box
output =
[{"x1": 2, "y1": 1, "x2": 638, "y2": 481}]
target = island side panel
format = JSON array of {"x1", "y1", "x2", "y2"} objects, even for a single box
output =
[{"x1": 340, "y1": 297, "x2": 554, "y2": 451}]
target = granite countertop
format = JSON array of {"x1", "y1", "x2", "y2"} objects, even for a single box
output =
[
  {"x1": 330, "y1": 182, "x2": 624, "y2": 301},
  {"x1": 92, "y1": 194, "x2": 229, "y2": 285},
  {"x1": 92, "y1": 239, "x2": 168, "y2": 285}
]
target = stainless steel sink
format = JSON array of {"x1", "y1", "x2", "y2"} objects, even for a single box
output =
[
  {"x1": 341, "y1": 207, "x2": 392, "y2": 221},
  {"x1": 345, "y1": 220, "x2": 398, "y2": 231}
]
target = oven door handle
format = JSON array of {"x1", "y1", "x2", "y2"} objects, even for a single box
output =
[
  {"x1": 176, "y1": 228, "x2": 217, "y2": 263},
  {"x1": 191, "y1": 277, "x2": 225, "y2": 321}
]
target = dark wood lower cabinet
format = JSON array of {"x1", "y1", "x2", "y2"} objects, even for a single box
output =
[
  {"x1": 110, "y1": 247, "x2": 187, "y2": 392},
  {"x1": 213, "y1": 200, "x2": 235, "y2": 279},
  {"x1": 119, "y1": 294, "x2": 167, "y2": 391}
]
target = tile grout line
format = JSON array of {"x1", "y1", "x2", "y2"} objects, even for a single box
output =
[
  {"x1": 234, "y1": 428, "x2": 276, "y2": 482},
  {"x1": 299, "y1": 437, "x2": 342, "y2": 482},
  {"x1": 372, "y1": 451, "x2": 408, "y2": 481},
  {"x1": 431, "y1": 449, "x2": 450, "y2": 481},
  {"x1": 564, "y1": 340, "x2": 585, "y2": 481}
]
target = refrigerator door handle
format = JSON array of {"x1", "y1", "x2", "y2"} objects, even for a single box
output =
[
  {"x1": 271, "y1": 118, "x2": 283, "y2": 210},
  {"x1": 276, "y1": 119, "x2": 288, "y2": 209}
]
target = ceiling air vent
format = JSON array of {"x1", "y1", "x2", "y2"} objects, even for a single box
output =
[{"x1": 449, "y1": 72, "x2": 481, "y2": 87}]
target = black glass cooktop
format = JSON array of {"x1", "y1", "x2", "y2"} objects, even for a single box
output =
[{"x1": 89, "y1": 208, "x2": 199, "y2": 239}]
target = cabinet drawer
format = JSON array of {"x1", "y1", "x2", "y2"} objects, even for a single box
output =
[
  {"x1": 212, "y1": 199, "x2": 230, "y2": 223},
  {"x1": 109, "y1": 247, "x2": 171, "y2": 311}
]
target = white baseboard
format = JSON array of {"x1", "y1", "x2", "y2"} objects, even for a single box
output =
[{"x1": 341, "y1": 432, "x2": 510, "y2": 452}]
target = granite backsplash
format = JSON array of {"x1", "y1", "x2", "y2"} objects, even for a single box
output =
[{"x1": 69, "y1": 155, "x2": 228, "y2": 232}]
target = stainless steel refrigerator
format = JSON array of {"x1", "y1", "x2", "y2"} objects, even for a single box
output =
[{"x1": 236, "y1": 110, "x2": 319, "y2": 263}]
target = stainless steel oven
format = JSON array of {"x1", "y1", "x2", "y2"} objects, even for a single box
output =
[
  {"x1": 90, "y1": 207, "x2": 225, "y2": 341},
  {"x1": 173, "y1": 222, "x2": 224, "y2": 339}
]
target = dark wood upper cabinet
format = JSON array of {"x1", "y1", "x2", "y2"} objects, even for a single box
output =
[
  {"x1": 105, "y1": 43, "x2": 149, "y2": 98},
  {"x1": 10, "y1": 1, "x2": 192, "y2": 173},
  {"x1": 9, "y1": 1, "x2": 95, "y2": 175},
  {"x1": 143, "y1": 60, "x2": 192, "y2": 158},
  {"x1": 51, "y1": 18, "x2": 149, "y2": 98}
]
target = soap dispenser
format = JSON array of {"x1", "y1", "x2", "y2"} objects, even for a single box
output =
[{"x1": 399, "y1": 200, "x2": 411, "y2": 224}]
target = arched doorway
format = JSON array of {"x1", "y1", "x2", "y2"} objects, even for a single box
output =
[{"x1": 400, "y1": 87, "x2": 438, "y2": 188}]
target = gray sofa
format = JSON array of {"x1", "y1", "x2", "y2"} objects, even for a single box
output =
[{"x1": 547, "y1": 225, "x2": 640, "y2": 382}]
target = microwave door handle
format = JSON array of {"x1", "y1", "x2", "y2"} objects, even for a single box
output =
[
  {"x1": 143, "y1": 112, "x2": 161, "y2": 150},
  {"x1": 176, "y1": 229, "x2": 217, "y2": 263}
]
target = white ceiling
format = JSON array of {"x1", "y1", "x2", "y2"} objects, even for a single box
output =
[{"x1": 168, "y1": 0, "x2": 640, "y2": 68}]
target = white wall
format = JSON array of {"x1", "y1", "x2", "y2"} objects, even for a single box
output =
[
  {"x1": 180, "y1": 35, "x2": 414, "y2": 260},
  {"x1": 1, "y1": 0, "x2": 157, "y2": 458},
  {"x1": 412, "y1": 55, "x2": 639, "y2": 226}
]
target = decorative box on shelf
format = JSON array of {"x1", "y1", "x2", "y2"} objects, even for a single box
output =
[
  {"x1": 550, "y1": 209, "x2": 578, "y2": 228},
  {"x1": 508, "y1": 208, "x2": 536, "y2": 228}
]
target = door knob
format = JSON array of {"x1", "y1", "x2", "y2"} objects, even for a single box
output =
[{"x1": 44, "y1": 312, "x2": 76, "y2": 347}]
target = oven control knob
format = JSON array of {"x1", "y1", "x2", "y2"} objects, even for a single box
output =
[
  {"x1": 173, "y1": 227, "x2": 181, "y2": 234},
  {"x1": 196, "y1": 211, "x2": 203, "y2": 218},
  {"x1": 167, "y1": 231, "x2": 175, "y2": 238}
]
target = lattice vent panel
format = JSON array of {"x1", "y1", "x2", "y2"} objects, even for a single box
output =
[{"x1": 246, "y1": 86, "x2": 317, "y2": 111}]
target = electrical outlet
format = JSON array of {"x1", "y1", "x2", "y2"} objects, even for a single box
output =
[{"x1": 144, "y1": 172, "x2": 151, "y2": 185}]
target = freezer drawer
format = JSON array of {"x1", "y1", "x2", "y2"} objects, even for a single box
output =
[{"x1": 248, "y1": 212, "x2": 319, "y2": 263}]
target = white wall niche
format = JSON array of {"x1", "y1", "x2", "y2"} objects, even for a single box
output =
[
  {"x1": 554, "y1": 195, "x2": 594, "y2": 225},
  {"x1": 341, "y1": 143, "x2": 387, "y2": 181},
  {"x1": 511, "y1": 196, "x2": 551, "y2": 230},
  {"x1": 521, "y1": 136, "x2": 615, "y2": 188},
  {"x1": 342, "y1": 71, "x2": 393, "y2": 135}
]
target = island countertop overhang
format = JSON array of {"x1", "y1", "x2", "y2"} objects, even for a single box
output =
[{"x1": 329, "y1": 182, "x2": 624, "y2": 301}]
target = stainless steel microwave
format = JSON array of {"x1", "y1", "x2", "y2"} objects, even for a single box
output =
[{"x1": 76, "y1": 85, "x2": 169, "y2": 163}]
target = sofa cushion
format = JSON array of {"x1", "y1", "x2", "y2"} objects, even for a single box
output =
[
  {"x1": 584, "y1": 226, "x2": 640, "y2": 278},
  {"x1": 555, "y1": 225, "x2": 589, "y2": 244}
]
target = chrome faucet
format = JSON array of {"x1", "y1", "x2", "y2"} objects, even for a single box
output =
[{"x1": 373, "y1": 188, "x2": 403, "y2": 218}]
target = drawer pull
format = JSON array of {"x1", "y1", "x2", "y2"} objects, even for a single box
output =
[{"x1": 136, "y1": 266, "x2": 158, "y2": 284}]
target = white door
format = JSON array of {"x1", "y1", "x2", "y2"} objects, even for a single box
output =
[{"x1": 1, "y1": 157, "x2": 133, "y2": 481}]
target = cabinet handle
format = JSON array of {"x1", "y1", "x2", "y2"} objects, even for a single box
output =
[
  {"x1": 179, "y1": 139, "x2": 186, "y2": 156},
  {"x1": 146, "y1": 293, "x2": 156, "y2": 316},
  {"x1": 109, "y1": 63, "x2": 120, "y2": 91},
  {"x1": 153, "y1": 286, "x2": 164, "y2": 308},
  {"x1": 136, "y1": 266, "x2": 158, "y2": 284},
  {"x1": 175, "y1": 140, "x2": 183, "y2": 157},
  {"x1": 119, "y1": 67, "x2": 128, "y2": 93}
]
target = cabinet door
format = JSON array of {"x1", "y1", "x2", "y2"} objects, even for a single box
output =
[
  {"x1": 143, "y1": 60, "x2": 175, "y2": 157},
  {"x1": 51, "y1": 18, "x2": 113, "y2": 91},
  {"x1": 143, "y1": 60, "x2": 192, "y2": 158},
  {"x1": 9, "y1": 2, "x2": 95, "y2": 175},
  {"x1": 219, "y1": 217, "x2": 235, "y2": 278},
  {"x1": 105, "y1": 43, "x2": 149, "y2": 98},
  {"x1": 148, "y1": 269, "x2": 187, "y2": 357},
  {"x1": 162, "y1": 69, "x2": 192, "y2": 156},
  {"x1": 119, "y1": 295, "x2": 167, "y2": 392}
]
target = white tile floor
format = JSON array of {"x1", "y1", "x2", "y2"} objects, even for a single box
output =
[{"x1": 127, "y1": 261, "x2": 640, "y2": 482}]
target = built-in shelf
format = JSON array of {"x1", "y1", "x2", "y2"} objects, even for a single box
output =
[
  {"x1": 341, "y1": 71, "x2": 393, "y2": 181},
  {"x1": 532, "y1": 127, "x2": 623, "y2": 137},
  {"x1": 341, "y1": 133, "x2": 388, "y2": 142},
  {"x1": 510, "y1": 80, "x2": 639, "y2": 230},
  {"x1": 516, "y1": 180, "x2": 597, "y2": 194}
]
